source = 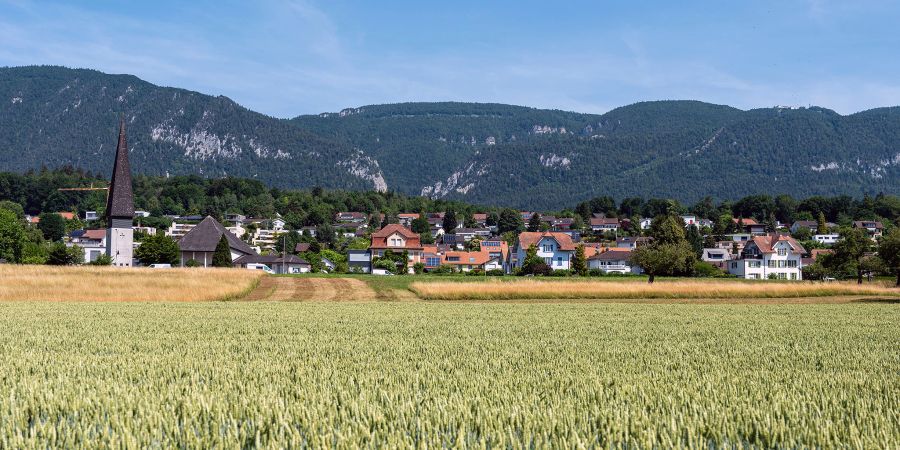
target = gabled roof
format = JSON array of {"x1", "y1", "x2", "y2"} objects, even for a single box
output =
[
  {"x1": 590, "y1": 217, "x2": 620, "y2": 226},
  {"x1": 733, "y1": 217, "x2": 760, "y2": 226},
  {"x1": 589, "y1": 248, "x2": 633, "y2": 261},
  {"x1": 748, "y1": 233, "x2": 806, "y2": 254},
  {"x1": 853, "y1": 221, "x2": 883, "y2": 229},
  {"x1": 443, "y1": 251, "x2": 493, "y2": 266},
  {"x1": 82, "y1": 229, "x2": 106, "y2": 240},
  {"x1": 517, "y1": 231, "x2": 576, "y2": 251},
  {"x1": 104, "y1": 119, "x2": 135, "y2": 220},
  {"x1": 294, "y1": 243, "x2": 311, "y2": 253},
  {"x1": 178, "y1": 216, "x2": 255, "y2": 254},
  {"x1": 372, "y1": 224, "x2": 418, "y2": 239}
]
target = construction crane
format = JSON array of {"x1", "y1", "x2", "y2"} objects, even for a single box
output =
[{"x1": 57, "y1": 183, "x2": 109, "y2": 192}]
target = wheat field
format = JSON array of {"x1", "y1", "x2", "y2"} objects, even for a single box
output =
[
  {"x1": 0, "y1": 301, "x2": 896, "y2": 448},
  {"x1": 410, "y1": 279, "x2": 900, "y2": 300},
  {"x1": 0, "y1": 265, "x2": 261, "y2": 301}
]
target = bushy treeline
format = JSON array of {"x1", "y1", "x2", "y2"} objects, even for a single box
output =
[{"x1": 572, "y1": 193, "x2": 900, "y2": 228}]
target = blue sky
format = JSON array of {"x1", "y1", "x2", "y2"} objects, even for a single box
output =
[{"x1": 1, "y1": 0, "x2": 899, "y2": 117}]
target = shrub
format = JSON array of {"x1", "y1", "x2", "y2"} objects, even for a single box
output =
[
  {"x1": 693, "y1": 261, "x2": 722, "y2": 278},
  {"x1": 89, "y1": 254, "x2": 113, "y2": 266},
  {"x1": 550, "y1": 269, "x2": 572, "y2": 277},
  {"x1": 465, "y1": 269, "x2": 484, "y2": 276},
  {"x1": 486, "y1": 269, "x2": 505, "y2": 276},
  {"x1": 588, "y1": 268, "x2": 603, "y2": 277},
  {"x1": 412, "y1": 262, "x2": 425, "y2": 275},
  {"x1": 185, "y1": 259, "x2": 201, "y2": 267}
]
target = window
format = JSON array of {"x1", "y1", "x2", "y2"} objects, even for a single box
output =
[
  {"x1": 749, "y1": 261, "x2": 761, "y2": 268},
  {"x1": 542, "y1": 244, "x2": 554, "y2": 252},
  {"x1": 777, "y1": 248, "x2": 787, "y2": 256},
  {"x1": 544, "y1": 257, "x2": 552, "y2": 266},
  {"x1": 426, "y1": 257, "x2": 440, "y2": 266},
  {"x1": 790, "y1": 273, "x2": 797, "y2": 280},
  {"x1": 556, "y1": 256, "x2": 563, "y2": 266}
]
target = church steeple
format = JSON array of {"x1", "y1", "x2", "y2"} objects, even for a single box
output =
[
  {"x1": 104, "y1": 118, "x2": 134, "y2": 220},
  {"x1": 105, "y1": 117, "x2": 135, "y2": 267}
]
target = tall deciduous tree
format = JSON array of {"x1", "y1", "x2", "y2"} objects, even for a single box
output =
[
  {"x1": 498, "y1": 208, "x2": 524, "y2": 234},
  {"x1": 38, "y1": 212, "x2": 67, "y2": 242},
  {"x1": 134, "y1": 233, "x2": 180, "y2": 265},
  {"x1": 816, "y1": 212, "x2": 828, "y2": 235},
  {"x1": 877, "y1": 228, "x2": 900, "y2": 286},
  {"x1": 212, "y1": 234, "x2": 233, "y2": 268},
  {"x1": 0, "y1": 208, "x2": 25, "y2": 263},
  {"x1": 411, "y1": 212, "x2": 430, "y2": 234},
  {"x1": 830, "y1": 227, "x2": 872, "y2": 284}
]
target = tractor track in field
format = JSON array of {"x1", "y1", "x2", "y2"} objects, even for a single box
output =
[{"x1": 242, "y1": 277, "x2": 380, "y2": 302}]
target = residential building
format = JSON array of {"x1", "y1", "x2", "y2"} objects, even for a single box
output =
[
  {"x1": 335, "y1": 211, "x2": 368, "y2": 223},
  {"x1": 84, "y1": 211, "x2": 99, "y2": 221},
  {"x1": 639, "y1": 218, "x2": 653, "y2": 230},
  {"x1": 590, "y1": 216, "x2": 620, "y2": 233},
  {"x1": 397, "y1": 213, "x2": 419, "y2": 227},
  {"x1": 616, "y1": 236, "x2": 652, "y2": 249},
  {"x1": 369, "y1": 224, "x2": 425, "y2": 271},
  {"x1": 588, "y1": 249, "x2": 640, "y2": 274},
  {"x1": 233, "y1": 254, "x2": 310, "y2": 274},
  {"x1": 455, "y1": 227, "x2": 492, "y2": 242},
  {"x1": 727, "y1": 233, "x2": 805, "y2": 280},
  {"x1": 852, "y1": 221, "x2": 884, "y2": 238},
  {"x1": 813, "y1": 234, "x2": 839, "y2": 245},
  {"x1": 134, "y1": 210, "x2": 151, "y2": 218},
  {"x1": 68, "y1": 229, "x2": 107, "y2": 263},
  {"x1": 733, "y1": 218, "x2": 766, "y2": 234},
  {"x1": 348, "y1": 249, "x2": 372, "y2": 273},
  {"x1": 133, "y1": 226, "x2": 157, "y2": 236},
  {"x1": 166, "y1": 222, "x2": 196, "y2": 239},
  {"x1": 790, "y1": 220, "x2": 836, "y2": 234},
  {"x1": 177, "y1": 216, "x2": 256, "y2": 267},
  {"x1": 680, "y1": 215, "x2": 698, "y2": 227},
  {"x1": 701, "y1": 248, "x2": 732, "y2": 269},
  {"x1": 509, "y1": 231, "x2": 576, "y2": 272}
]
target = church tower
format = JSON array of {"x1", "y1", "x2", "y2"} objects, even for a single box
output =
[{"x1": 105, "y1": 118, "x2": 135, "y2": 266}]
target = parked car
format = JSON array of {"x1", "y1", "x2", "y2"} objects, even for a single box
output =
[{"x1": 147, "y1": 264, "x2": 172, "y2": 269}]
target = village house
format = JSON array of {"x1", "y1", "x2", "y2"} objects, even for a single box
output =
[
  {"x1": 233, "y1": 254, "x2": 310, "y2": 274},
  {"x1": 348, "y1": 249, "x2": 372, "y2": 273},
  {"x1": 369, "y1": 224, "x2": 424, "y2": 271},
  {"x1": 727, "y1": 233, "x2": 805, "y2": 280},
  {"x1": 590, "y1": 215, "x2": 620, "y2": 233},
  {"x1": 335, "y1": 211, "x2": 368, "y2": 223},
  {"x1": 813, "y1": 234, "x2": 840, "y2": 245},
  {"x1": 509, "y1": 231, "x2": 576, "y2": 272},
  {"x1": 852, "y1": 221, "x2": 884, "y2": 238},
  {"x1": 616, "y1": 236, "x2": 651, "y2": 249},
  {"x1": 67, "y1": 229, "x2": 107, "y2": 263},
  {"x1": 587, "y1": 249, "x2": 641, "y2": 274},
  {"x1": 790, "y1": 220, "x2": 837, "y2": 234},
  {"x1": 177, "y1": 216, "x2": 256, "y2": 267},
  {"x1": 733, "y1": 217, "x2": 766, "y2": 234},
  {"x1": 701, "y1": 248, "x2": 732, "y2": 269}
]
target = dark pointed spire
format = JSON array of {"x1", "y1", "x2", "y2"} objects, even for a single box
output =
[{"x1": 104, "y1": 117, "x2": 134, "y2": 220}]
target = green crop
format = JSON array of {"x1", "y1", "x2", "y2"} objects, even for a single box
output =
[{"x1": 0, "y1": 301, "x2": 897, "y2": 448}]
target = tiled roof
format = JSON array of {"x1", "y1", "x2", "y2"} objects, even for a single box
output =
[
  {"x1": 517, "y1": 231, "x2": 576, "y2": 251},
  {"x1": 590, "y1": 217, "x2": 620, "y2": 226},
  {"x1": 104, "y1": 119, "x2": 135, "y2": 220},
  {"x1": 749, "y1": 233, "x2": 805, "y2": 254},
  {"x1": 82, "y1": 229, "x2": 106, "y2": 240},
  {"x1": 589, "y1": 249, "x2": 633, "y2": 261},
  {"x1": 372, "y1": 224, "x2": 418, "y2": 239},
  {"x1": 178, "y1": 216, "x2": 255, "y2": 254}
]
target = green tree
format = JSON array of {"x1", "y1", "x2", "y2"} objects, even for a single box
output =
[
  {"x1": 212, "y1": 234, "x2": 233, "y2": 267},
  {"x1": 631, "y1": 242, "x2": 695, "y2": 283},
  {"x1": 38, "y1": 212, "x2": 67, "y2": 242},
  {"x1": 685, "y1": 224, "x2": 703, "y2": 258},
  {"x1": 0, "y1": 208, "x2": 26, "y2": 262},
  {"x1": 134, "y1": 233, "x2": 180, "y2": 265},
  {"x1": 572, "y1": 244, "x2": 588, "y2": 276},
  {"x1": 47, "y1": 242, "x2": 83, "y2": 265},
  {"x1": 89, "y1": 253, "x2": 113, "y2": 266},
  {"x1": 829, "y1": 227, "x2": 872, "y2": 284},
  {"x1": 878, "y1": 228, "x2": 900, "y2": 286},
  {"x1": 442, "y1": 210, "x2": 458, "y2": 234},
  {"x1": 498, "y1": 208, "x2": 524, "y2": 234},
  {"x1": 527, "y1": 212, "x2": 542, "y2": 232},
  {"x1": 0, "y1": 200, "x2": 25, "y2": 219},
  {"x1": 648, "y1": 214, "x2": 686, "y2": 245},
  {"x1": 410, "y1": 212, "x2": 430, "y2": 234},
  {"x1": 816, "y1": 211, "x2": 828, "y2": 235}
]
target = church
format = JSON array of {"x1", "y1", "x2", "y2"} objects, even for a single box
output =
[{"x1": 105, "y1": 119, "x2": 134, "y2": 266}]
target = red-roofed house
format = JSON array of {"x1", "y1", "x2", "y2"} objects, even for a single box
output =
[
  {"x1": 733, "y1": 217, "x2": 766, "y2": 234},
  {"x1": 369, "y1": 224, "x2": 424, "y2": 269},
  {"x1": 588, "y1": 248, "x2": 640, "y2": 274},
  {"x1": 727, "y1": 233, "x2": 806, "y2": 280}
]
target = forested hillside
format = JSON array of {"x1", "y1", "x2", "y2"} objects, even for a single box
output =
[{"x1": 2, "y1": 66, "x2": 899, "y2": 209}]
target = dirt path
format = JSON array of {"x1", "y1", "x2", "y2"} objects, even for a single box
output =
[{"x1": 242, "y1": 277, "x2": 379, "y2": 301}]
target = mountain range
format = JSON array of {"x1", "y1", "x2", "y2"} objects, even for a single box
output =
[{"x1": 1, "y1": 66, "x2": 898, "y2": 209}]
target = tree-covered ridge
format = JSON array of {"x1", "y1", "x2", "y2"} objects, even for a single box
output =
[{"x1": 1, "y1": 66, "x2": 899, "y2": 209}]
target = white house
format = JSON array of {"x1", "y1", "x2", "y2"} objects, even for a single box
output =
[
  {"x1": 639, "y1": 218, "x2": 653, "y2": 230},
  {"x1": 509, "y1": 231, "x2": 576, "y2": 272},
  {"x1": 68, "y1": 229, "x2": 107, "y2": 263},
  {"x1": 813, "y1": 234, "x2": 839, "y2": 245},
  {"x1": 590, "y1": 216, "x2": 620, "y2": 233},
  {"x1": 727, "y1": 233, "x2": 805, "y2": 280}
]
